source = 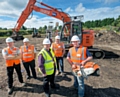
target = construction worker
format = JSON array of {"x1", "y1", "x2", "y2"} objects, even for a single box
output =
[
  {"x1": 67, "y1": 35, "x2": 92, "y2": 97},
  {"x1": 2, "y1": 37, "x2": 25, "y2": 94},
  {"x1": 20, "y1": 38, "x2": 37, "y2": 79},
  {"x1": 51, "y1": 35, "x2": 65, "y2": 76},
  {"x1": 37, "y1": 38, "x2": 59, "y2": 97}
]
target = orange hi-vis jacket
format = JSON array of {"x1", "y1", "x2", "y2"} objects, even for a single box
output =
[
  {"x1": 52, "y1": 42, "x2": 64, "y2": 57},
  {"x1": 69, "y1": 46, "x2": 87, "y2": 70},
  {"x1": 4, "y1": 47, "x2": 20, "y2": 67},
  {"x1": 21, "y1": 45, "x2": 35, "y2": 62}
]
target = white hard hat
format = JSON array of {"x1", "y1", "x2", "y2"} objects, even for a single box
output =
[
  {"x1": 43, "y1": 38, "x2": 51, "y2": 44},
  {"x1": 55, "y1": 35, "x2": 60, "y2": 39},
  {"x1": 6, "y1": 37, "x2": 14, "y2": 43},
  {"x1": 71, "y1": 35, "x2": 80, "y2": 41},
  {"x1": 23, "y1": 38, "x2": 29, "y2": 42}
]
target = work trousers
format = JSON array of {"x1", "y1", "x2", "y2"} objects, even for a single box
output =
[
  {"x1": 43, "y1": 68, "x2": 56, "y2": 94},
  {"x1": 23, "y1": 59, "x2": 37, "y2": 78},
  {"x1": 7, "y1": 64, "x2": 24, "y2": 88},
  {"x1": 73, "y1": 72, "x2": 85, "y2": 97},
  {"x1": 56, "y1": 57, "x2": 64, "y2": 72}
]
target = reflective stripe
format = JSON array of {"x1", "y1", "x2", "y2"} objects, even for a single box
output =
[
  {"x1": 46, "y1": 68, "x2": 54, "y2": 71},
  {"x1": 81, "y1": 47, "x2": 84, "y2": 60},
  {"x1": 42, "y1": 51, "x2": 47, "y2": 59},
  {"x1": 53, "y1": 46, "x2": 63, "y2": 50},
  {"x1": 23, "y1": 52, "x2": 33, "y2": 54},
  {"x1": 23, "y1": 56, "x2": 32, "y2": 58},
  {"x1": 71, "y1": 56, "x2": 86, "y2": 60},
  {"x1": 45, "y1": 60, "x2": 53, "y2": 63}
]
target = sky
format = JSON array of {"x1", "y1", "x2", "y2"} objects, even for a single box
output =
[{"x1": 0, "y1": 0, "x2": 120, "y2": 29}]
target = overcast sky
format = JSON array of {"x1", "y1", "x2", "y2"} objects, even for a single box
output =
[{"x1": 0, "y1": 0, "x2": 120, "y2": 29}]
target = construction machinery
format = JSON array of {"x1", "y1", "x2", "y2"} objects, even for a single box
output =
[
  {"x1": 72, "y1": 61, "x2": 100, "y2": 78},
  {"x1": 32, "y1": 28, "x2": 41, "y2": 38},
  {"x1": 12, "y1": 0, "x2": 104, "y2": 58}
]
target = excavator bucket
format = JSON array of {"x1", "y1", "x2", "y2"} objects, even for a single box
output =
[{"x1": 11, "y1": 35, "x2": 24, "y2": 41}]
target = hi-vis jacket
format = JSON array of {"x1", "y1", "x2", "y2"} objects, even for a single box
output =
[
  {"x1": 37, "y1": 48, "x2": 57, "y2": 75},
  {"x1": 3, "y1": 47, "x2": 20, "y2": 67},
  {"x1": 20, "y1": 45, "x2": 35, "y2": 62},
  {"x1": 69, "y1": 46, "x2": 87, "y2": 70},
  {"x1": 52, "y1": 42, "x2": 64, "y2": 57}
]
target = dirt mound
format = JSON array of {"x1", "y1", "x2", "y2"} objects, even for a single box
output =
[{"x1": 95, "y1": 30, "x2": 120, "y2": 44}]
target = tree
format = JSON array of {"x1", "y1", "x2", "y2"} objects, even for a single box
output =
[
  {"x1": 21, "y1": 25, "x2": 27, "y2": 30},
  {"x1": 43, "y1": 25, "x2": 47, "y2": 30},
  {"x1": 59, "y1": 25, "x2": 62, "y2": 30},
  {"x1": 3, "y1": 28, "x2": 7, "y2": 30}
]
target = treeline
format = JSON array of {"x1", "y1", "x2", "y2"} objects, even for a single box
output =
[
  {"x1": 83, "y1": 15, "x2": 120, "y2": 28},
  {"x1": 0, "y1": 15, "x2": 120, "y2": 37}
]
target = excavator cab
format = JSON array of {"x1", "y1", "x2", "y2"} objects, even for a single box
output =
[
  {"x1": 60, "y1": 16, "x2": 83, "y2": 56},
  {"x1": 60, "y1": 21, "x2": 82, "y2": 43}
]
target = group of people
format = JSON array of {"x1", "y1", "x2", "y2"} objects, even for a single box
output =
[
  {"x1": 2, "y1": 37, "x2": 37, "y2": 94},
  {"x1": 2, "y1": 35, "x2": 92, "y2": 97}
]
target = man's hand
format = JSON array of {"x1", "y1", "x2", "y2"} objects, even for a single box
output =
[
  {"x1": 81, "y1": 61, "x2": 86, "y2": 66},
  {"x1": 72, "y1": 64, "x2": 77, "y2": 69},
  {"x1": 77, "y1": 71, "x2": 82, "y2": 77},
  {"x1": 43, "y1": 74, "x2": 47, "y2": 77}
]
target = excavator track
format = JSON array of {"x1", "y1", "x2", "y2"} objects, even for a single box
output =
[
  {"x1": 88, "y1": 48, "x2": 105, "y2": 59},
  {"x1": 88, "y1": 48, "x2": 119, "y2": 59},
  {"x1": 64, "y1": 45, "x2": 105, "y2": 59}
]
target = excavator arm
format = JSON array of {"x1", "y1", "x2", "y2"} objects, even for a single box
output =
[
  {"x1": 13, "y1": 0, "x2": 36, "y2": 32},
  {"x1": 13, "y1": 0, "x2": 71, "y2": 35}
]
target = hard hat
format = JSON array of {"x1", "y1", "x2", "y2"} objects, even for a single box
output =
[
  {"x1": 23, "y1": 38, "x2": 29, "y2": 42},
  {"x1": 55, "y1": 35, "x2": 60, "y2": 39},
  {"x1": 6, "y1": 37, "x2": 14, "y2": 43},
  {"x1": 71, "y1": 35, "x2": 80, "y2": 41},
  {"x1": 43, "y1": 38, "x2": 51, "y2": 44}
]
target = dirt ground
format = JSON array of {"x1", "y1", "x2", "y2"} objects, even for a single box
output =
[{"x1": 0, "y1": 31, "x2": 120, "y2": 97}]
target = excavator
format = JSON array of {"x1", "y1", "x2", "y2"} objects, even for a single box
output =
[
  {"x1": 32, "y1": 28, "x2": 41, "y2": 38},
  {"x1": 11, "y1": 0, "x2": 105, "y2": 59}
]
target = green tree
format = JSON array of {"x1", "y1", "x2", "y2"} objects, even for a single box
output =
[
  {"x1": 43, "y1": 25, "x2": 47, "y2": 30},
  {"x1": 21, "y1": 25, "x2": 27, "y2": 30}
]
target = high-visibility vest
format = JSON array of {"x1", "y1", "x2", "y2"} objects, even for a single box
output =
[
  {"x1": 37, "y1": 48, "x2": 57, "y2": 75},
  {"x1": 3, "y1": 47, "x2": 20, "y2": 67},
  {"x1": 21, "y1": 45, "x2": 34, "y2": 62},
  {"x1": 69, "y1": 46, "x2": 87, "y2": 70},
  {"x1": 52, "y1": 42, "x2": 64, "y2": 57}
]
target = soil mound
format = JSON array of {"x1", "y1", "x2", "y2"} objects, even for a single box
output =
[{"x1": 95, "y1": 30, "x2": 120, "y2": 44}]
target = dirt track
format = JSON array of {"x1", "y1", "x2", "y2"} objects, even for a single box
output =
[{"x1": 0, "y1": 32, "x2": 120, "y2": 97}]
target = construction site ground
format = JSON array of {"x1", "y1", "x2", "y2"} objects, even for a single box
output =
[{"x1": 0, "y1": 31, "x2": 120, "y2": 97}]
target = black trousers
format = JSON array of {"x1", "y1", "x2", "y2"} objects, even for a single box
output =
[
  {"x1": 7, "y1": 64, "x2": 24, "y2": 88},
  {"x1": 23, "y1": 60, "x2": 37, "y2": 78},
  {"x1": 43, "y1": 68, "x2": 56, "y2": 93},
  {"x1": 56, "y1": 57, "x2": 64, "y2": 72}
]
